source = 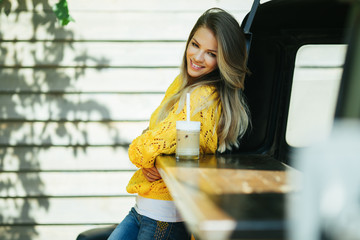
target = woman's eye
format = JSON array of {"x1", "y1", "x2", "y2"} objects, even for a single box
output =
[
  {"x1": 208, "y1": 52, "x2": 216, "y2": 57},
  {"x1": 192, "y1": 42, "x2": 199, "y2": 48}
]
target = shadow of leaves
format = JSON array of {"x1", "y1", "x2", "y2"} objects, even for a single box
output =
[{"x1": 0, "y1": 1, "x2": 123, "y2": 239}]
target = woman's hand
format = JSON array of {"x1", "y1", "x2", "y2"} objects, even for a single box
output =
[{"x1": 142, "y1": 167, "x2": 162, "y2": 182}]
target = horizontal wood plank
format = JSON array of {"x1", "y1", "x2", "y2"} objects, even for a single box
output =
[
  {"x1": 0, "y1": 93, "x2": 164, "y2": 121},
  {"x1": 0, "y1": 42, "x2": 184, "y2": 67},
  {"x1": 0, "y1": 11, "x2": 247, "y2": 41},
  {"x1": 0, "y1": 197, "x2": 135, "y2": 224},
  {"x1": 0, "y1": 172, "x2": 135, "y2": 197},
  {"x1": 0, "y1": 146, "x2": 136, "y2": 171},
  {"x1": 0, "y1": 68, "x2": 178, "y2": 93},
  {"x1": 0, "y1": 225, "x2": 115, "y2": 240},
  {"x1": 0, "y1": 121, "x2": 148, "y2": 146},
  {"x1": 5, "y1": 0, "x2": 252, "y2": 12}
]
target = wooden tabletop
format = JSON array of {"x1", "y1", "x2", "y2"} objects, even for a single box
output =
[{"x1": 155, "y1": 154, "x2": 298, "y2": 240}]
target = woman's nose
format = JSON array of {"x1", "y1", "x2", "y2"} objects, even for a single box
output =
[{"x1": 194, "y1": 50, "x2": 205, "y2": 62}]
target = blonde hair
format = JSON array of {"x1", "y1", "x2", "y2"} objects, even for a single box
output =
[{"x1": 157, "y1": 8, "x2": 251, "y2": 152}]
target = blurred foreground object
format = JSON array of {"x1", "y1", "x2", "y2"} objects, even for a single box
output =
[{"x1": 288, "y1": 120, "x2": 360, "y2": 240}]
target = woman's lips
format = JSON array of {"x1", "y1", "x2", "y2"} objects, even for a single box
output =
[{"x1": 190, "y1": 59, "x2": 203, "y2": 70}]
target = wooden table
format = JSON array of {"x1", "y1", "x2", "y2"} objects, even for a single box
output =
[{"x1": 155, "y1": 154, "x2": 298, "y2": 240}]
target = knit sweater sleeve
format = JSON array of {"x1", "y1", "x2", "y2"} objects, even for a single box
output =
[{"x1": 128, "y1": 85, "x2": 220, "y2": 169}]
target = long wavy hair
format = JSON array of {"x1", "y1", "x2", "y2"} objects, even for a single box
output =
[{"x1": 156, "y1": 8, "x2": 251, "y2": 152}]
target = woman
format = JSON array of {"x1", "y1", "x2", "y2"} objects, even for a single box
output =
[{"x1": 108, "y1": 7, "x2": 250, "y2": 240}]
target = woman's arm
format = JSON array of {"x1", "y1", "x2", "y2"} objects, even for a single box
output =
[{"x1": 128, "y1": 85, "x2": 220, "y2": 169}]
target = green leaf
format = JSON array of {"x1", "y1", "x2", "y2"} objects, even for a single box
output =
[{"x1": 52, "y1": 0, "x2": 75, "y2": 26}]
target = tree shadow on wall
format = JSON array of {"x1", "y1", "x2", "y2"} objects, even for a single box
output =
[{"x1": 0, "y1": 1, "x2": 122, "y2": 239}]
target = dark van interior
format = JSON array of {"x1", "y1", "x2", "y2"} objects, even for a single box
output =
[
  {"x1": 237, "y1": 0, "x2": 351, "y2": 158},
  {"x1": 77, "y1": 0, "x2": 360, "y2": 239}
]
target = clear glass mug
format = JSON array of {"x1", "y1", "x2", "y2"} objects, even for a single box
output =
[{"x1": 176, "y1": 121, "x2": 201, "y2": 160}]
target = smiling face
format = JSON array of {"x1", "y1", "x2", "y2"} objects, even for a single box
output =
[{"x1": 186, "y1": 27, "x2": 218, "y2": 78}]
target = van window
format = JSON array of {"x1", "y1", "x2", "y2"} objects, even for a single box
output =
[{"x1": 286, "y1": 44, "x2": 347, "y2": 147}]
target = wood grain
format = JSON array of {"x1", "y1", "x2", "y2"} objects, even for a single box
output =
[
  {"x1": 0, "y1": 68, "x2": 177, "y2": 93},
  {"x1": 0, "y1": 197, "x2": 135, "y2": 224},
  {"x1": 0, "y1": 93, "x2": 163, "y2": 121},
  {"x1": 0, "y1": 121, "x2": 148, "y2": 145},
  {"x1": 0, "y1": 146, "x2": 136, "y2": 171}
]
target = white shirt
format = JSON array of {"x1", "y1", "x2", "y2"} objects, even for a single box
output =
[{"x1": 134, "y1": 195, "x2": 184, "y2": 222}]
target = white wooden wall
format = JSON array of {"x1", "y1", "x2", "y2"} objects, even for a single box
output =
[{"x1": 0, "y1": 0, "x2": 253, "y2": 239}]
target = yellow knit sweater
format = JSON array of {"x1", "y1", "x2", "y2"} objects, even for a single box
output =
[{"x1": 126, "y1": 75, "x2": 221, "y2": 200}]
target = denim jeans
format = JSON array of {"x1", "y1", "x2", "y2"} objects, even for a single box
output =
[{"x1": 107, "y1": 207, "x2": 191, "y2": 240}]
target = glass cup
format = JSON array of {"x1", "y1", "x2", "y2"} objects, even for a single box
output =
[{"x1": 176, "y1": 121, "x2": 201, "y2": 160}]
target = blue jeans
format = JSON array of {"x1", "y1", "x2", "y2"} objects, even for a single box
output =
[{"x1": 107, "y1": 207, "x2": 191, "y2": 240}]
